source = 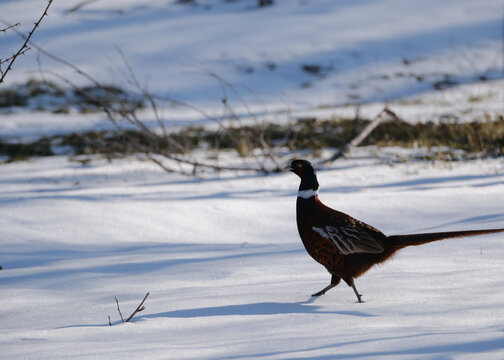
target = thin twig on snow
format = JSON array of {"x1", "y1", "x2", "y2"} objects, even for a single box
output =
[
  {"x1": 126, "y1": 292, "x2": 150, "y2": 323},
  {"x1": 115, "y1": 296, "x2": 125, "y2": 323}
]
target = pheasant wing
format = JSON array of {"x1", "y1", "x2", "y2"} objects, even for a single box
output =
[{"x1": 313, "y1": 225, "x2": 384, "y2": 255}]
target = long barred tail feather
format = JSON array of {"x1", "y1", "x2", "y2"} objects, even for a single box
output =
[{"x1": 386, "y1": 228, "x2": 504, "y2": 249}]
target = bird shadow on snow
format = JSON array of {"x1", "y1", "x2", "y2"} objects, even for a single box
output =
[
  {"x1": 139, "y1": 297, "x2": 375, "y2": 320},
  {"x1": 56, "y1": 297, "x2": 375, "y2": 329}
]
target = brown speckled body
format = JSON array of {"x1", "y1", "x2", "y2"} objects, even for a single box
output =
[{"x1": 297, "y1": 195, "x2": 396, "y2": 286}]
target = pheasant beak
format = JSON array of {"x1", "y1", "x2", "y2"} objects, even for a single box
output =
[{"x1": 284, "y1": 164, "x2": 293, "y2": 172}]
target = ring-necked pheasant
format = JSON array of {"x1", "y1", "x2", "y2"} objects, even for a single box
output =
[{"x1": 286, "y1": 159, "x2": 504, "y2": 302}]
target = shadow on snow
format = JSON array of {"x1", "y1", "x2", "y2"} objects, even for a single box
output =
[{"x1": 141, "y1": 298, "x2": 375, "y2": 319}]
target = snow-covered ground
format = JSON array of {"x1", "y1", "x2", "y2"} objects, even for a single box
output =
[
  {"x1": 2, "y1": 0, "x2": 503, "y2": 109},
  {"x1": 2, "y1": 1, "x2": 504, "y2": 359},
  {"x1": 1, "y1": 155, "x2": 504, "y2": 359}
]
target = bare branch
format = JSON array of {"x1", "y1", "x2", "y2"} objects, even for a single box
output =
[
  {"x1": 115, "y1": 296, "x2": 125, "y2": 323},
  {"x1": 115, "y1": 48, "x2": 189, "y2": 154},
  {"x1": 0, "y1": 0, "x2": 54, "y2": 84},
  {"x1": 158, "y1": 152, "x2": 273, "y2": 173},
  {"x1": 117, "y1": 48, "x2": 168, "y2": 138},
  {"x1": 15, "y1": 37, "x2": 103, "y2": 89},
  {"x1": 196, "y1": 67, "x2": 282, "y2": 171},
  {"x1": 65, "y1": 0, "x2": 99, "y2": 14},
  {"x1": 144, "y1": 154, "x2": 179, "y2": 174},
  {"x1": 0, "y1": 22, "x2": 20, "y2": 33},
  {"x1": 319, "y1": 107, "x2": 401, "y2": 166},
  {"x1": 22, "y1": 36, "x2": 281, "y2": 174},
  {"x1": 125, "y1": 292, "x2": 150, "y2": 323},
  {"x1": 0, "y1": 46, "x2": 31, "y2": 68}
]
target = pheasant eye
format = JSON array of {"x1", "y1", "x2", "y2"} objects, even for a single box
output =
[{"x1": 297, "y1": 163, "x2": 303, "y2": 168}]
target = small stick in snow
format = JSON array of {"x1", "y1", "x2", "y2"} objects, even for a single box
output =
[
  {"x1": 115, "y1": 296, "x2": 124, "y2": 323},
  {"x1": 108, "y1": 316, "x2": 112, "y2": 326},
  {"x1": 126, "y1": 292, "x2": 150, "y2": 323}
]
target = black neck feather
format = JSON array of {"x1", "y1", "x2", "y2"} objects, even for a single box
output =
[{"x1": 299, "y1": 173, "x2": 319, "y2": 192}]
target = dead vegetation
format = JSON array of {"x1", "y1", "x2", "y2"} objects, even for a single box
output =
[
  {"x1": 0, "y1": 79, "x2": 144, "y2": 113},
  {"x1": 2, "y1": 105, "x2": 503, "y2": 164}
]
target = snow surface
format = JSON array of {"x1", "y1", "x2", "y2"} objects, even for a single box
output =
[
  {"x1": 2, "y1": 0, "x2": 503, "y2": 109},
  {"x1": 2, "y1": 1, "x2": 504, "y2": 359},
  {"x1": 1, "y1": 155, "x2": 504, "y2": 359}
]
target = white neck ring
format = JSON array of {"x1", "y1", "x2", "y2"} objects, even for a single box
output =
[{"x1": 297, "y1": 188, "x2": 318, "y2": 199}]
